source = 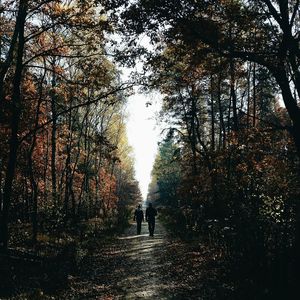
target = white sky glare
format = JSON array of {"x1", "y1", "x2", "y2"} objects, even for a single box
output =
[
  {"x1": 125, "y1": 92, "x2": 162, "y2": 200},
  {"x1": 119, "y1": 34, "x2": 162, "y2": 200}
]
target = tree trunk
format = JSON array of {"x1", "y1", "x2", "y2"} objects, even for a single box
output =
[
  {"x1": 210, "y1": 75, "x2": 215, "y2": 151},
  {"x1": 28, "y1": 145, "x2": 38, "y2": 244},
  {"x1": 28, "y1": 71, "x2": 46, "y2": 244},
  {"x1": 230, "y1": 56, "x2": 238, "y2": 131},
  {"x1": 190, "y1": 95, "x2": 198, "y2": 175},
  {"x1": 217, "y1": 71, "x2": 226, "y2": 148},
  {"x1": 50, "y1": 62, "x2": 58, "y2": 208},
  {"x1": 274, "y1": 71, "x2": 300, "y2": 155},
  {"x1": 274, "y1": 69, "x2": 300, "y2": 277},
  {"x1": 252, "y1": 62, "x2": 257, "y2": 127},
  {"x1": 247, "y1": 62, "x2": 251, "y2": 128},
  {"x1": 64, "y1": 104, "x2": 73, "y2": 220},
  {"x1": 0, "y1": 0, "x2": 27, "y2": 251},
  {"x1": 0, "y1": 1, "x2": 23, "y2": 105}
]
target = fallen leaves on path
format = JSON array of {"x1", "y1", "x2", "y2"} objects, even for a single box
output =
[{"x1": 57, "y1": 221, "x2": 233, "y2": 299}]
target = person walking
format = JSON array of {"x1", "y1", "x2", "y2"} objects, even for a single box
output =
[
  {"x1": 146, "y1": 202, "x2": 157, "y2": 237},
  {"x1": 133, "y1": 204, "x2": 144, "y2": 235}
]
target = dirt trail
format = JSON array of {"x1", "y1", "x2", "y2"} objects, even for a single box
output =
[
  {"x1": 112, "y1": 221, "x2": 168, "y2": 299},
  {"x1": 59, "y1": 220, "x2": 228, "y2": 300},
  {"x1": 61, "y1": 221, "x2": 170, "y2": 299}
]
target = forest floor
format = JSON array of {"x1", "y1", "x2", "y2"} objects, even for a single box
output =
[
  {"x1": 55, "y1": 220, "x2": 232, "y2": 300},
  {"x1": 0, "y1": 219, "x2": 234, "y2": 299},
  {"x1": 2, "y1": 218, "x2": 294, "y2": 300}
]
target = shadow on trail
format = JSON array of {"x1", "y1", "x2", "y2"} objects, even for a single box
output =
[
  {"x1": 110, "y1": 222, "x2": 169, "y2": 299},
  {"x1": 59, "y1": 220, "x2": 229, "y2": 299}
]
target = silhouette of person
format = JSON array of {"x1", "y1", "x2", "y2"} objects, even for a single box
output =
[
  {"x1": 146, "y1": 202, "x2": 157, "y2": 237},
  {"x1": 133, "y1": 204, "x2": 144, "y2": 234}
]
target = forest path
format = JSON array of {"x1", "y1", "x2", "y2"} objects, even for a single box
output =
[{"x1": 60, "y1": 220, "x2": 228, "y2": 299}]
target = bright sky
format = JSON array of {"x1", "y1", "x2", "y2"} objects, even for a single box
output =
[
  {"x1": 125, "y1": 92, "x2": 162, "y2": 200},
  {"x1": 119, "y1": 34, "x2": 162, "y2": 200}
]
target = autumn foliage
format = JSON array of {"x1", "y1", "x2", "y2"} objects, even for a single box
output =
[{"x1": 0, "y1": 0, "x2": 141, "y2": 252}]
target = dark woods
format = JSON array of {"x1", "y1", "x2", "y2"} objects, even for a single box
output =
[
  {"x1": 119, "y1": 1, "x2": 300, "y2": 299},
  {"x1": 0, "y1": 1, "x2": 142, "y2": 294},
  {"x1": 1, "y1": 0, "x2": 300, "y2": 299}
]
